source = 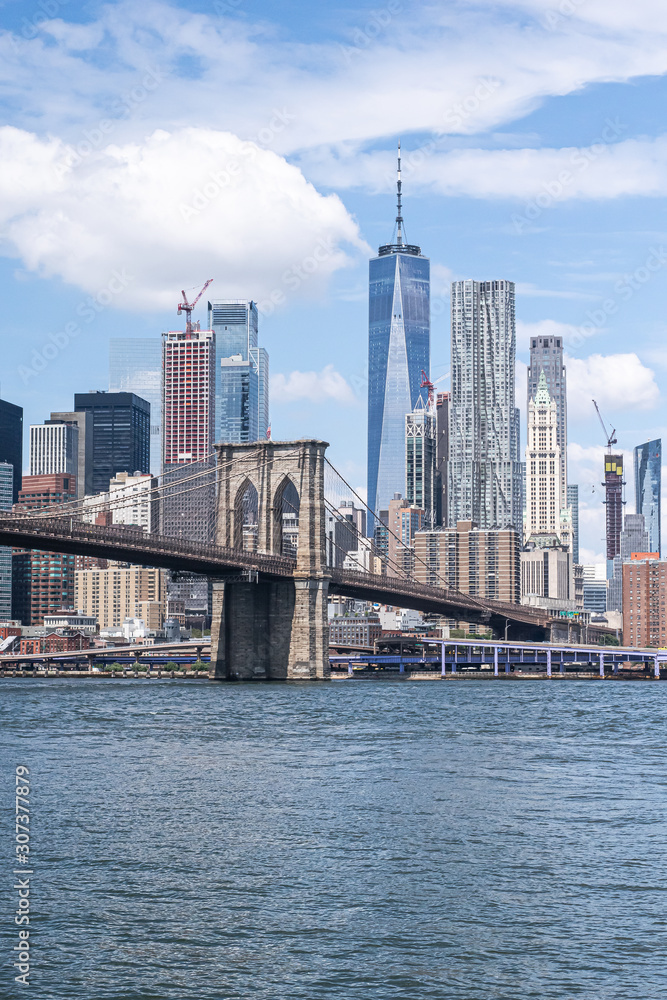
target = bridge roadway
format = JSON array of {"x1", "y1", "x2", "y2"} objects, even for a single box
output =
[{"x1": 0, "y1": 514, "x2": 552, "y2": 639}]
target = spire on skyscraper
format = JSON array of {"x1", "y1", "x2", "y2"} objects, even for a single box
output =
[
  {"x1": 378, "y1": 140, "x2": 421, "y2": 257},
  {"x1": 396, "y1": 140, "x2": 403, "y2": 246}
]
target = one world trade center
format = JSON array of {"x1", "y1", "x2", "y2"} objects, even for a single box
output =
[{"x1": 367, "y1": 143, "x2": 430, "y2": 525}]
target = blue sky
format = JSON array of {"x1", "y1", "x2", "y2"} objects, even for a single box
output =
[{"x1": 2, "y1": 0, "x2": 667, "y2": 562}]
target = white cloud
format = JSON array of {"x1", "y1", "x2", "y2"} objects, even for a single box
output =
[
  {"x1": 271, "y1": 364, "x2": 357, "y2": 405},
  {"x1": 516, "y1": 318, "x2": 579, "y2": 353},
  {"x1": 565, "y1": 353, "x2": 660, "y2": 420},
  {"x1": 0, "y1": 126, "x2": 365, "y2": 309}
]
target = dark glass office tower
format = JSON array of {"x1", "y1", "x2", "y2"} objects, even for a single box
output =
[
  {"x1": 367, "y1": 144, "x2": 430, "y2": 524},
  {"x1": 0, "y1": 396, "x2": 23, "y2": 503},
  {"x1": 208, "y1": 300, "x2": 269, "y2": 443},
  {"x1": 634, "y1": 439, "x2": 661, "y2": 555},
  {"x1": 74, "y1": 392, "x2": 150, "y2": 495}
]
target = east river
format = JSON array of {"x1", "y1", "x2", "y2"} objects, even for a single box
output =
[{"x1": 2, "y1": 678, "x2": 666, "y2": 998}]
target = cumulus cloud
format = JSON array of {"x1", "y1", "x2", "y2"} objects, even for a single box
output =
[
  {"x1": 565, "y1": 353, "x2": 659, "y2": 420},
  {"x1": 0, "y1": 126, "x2": 365, "y2": 309},
  {"x1": 516, "y1": 318, "x2": 580, "y2": 354},
  {"x1": 271, "y1": 365, "x2": 357, "y2": 405}
]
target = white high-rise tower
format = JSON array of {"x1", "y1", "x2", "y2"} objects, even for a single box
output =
[{"x1": 525, "y1": 372, "x2": 572, "y2": 550}]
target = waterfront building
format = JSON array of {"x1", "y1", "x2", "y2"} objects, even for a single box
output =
[
  {"x1": 75, "y1": 564, "x2": 165, "y2": 629},
  {"x1": 607, "y1": 513, "x2": 649, "y2": 613},
  {"x1": 524, "y1": 372, "x2": 572, "y2": 551},
  {"x1": 0, "y1": 395, "x2": 23, "y2": 503},
  {"x1": 448, "y1": 279, "x2": 521, "y2": 530},
  {"x1": 413, "y1": 520, "x2": 520, "y2": 603},
  {"x1": 329, "y1": 614, "x2": 382, "y2": 647},
  {"x1": 74, "y1": 392, "x2": 150, "y2": 496},
  {"x1": 567, "y1": 484, "x2": 580, "y2": 564},
  {"x1": 367, "y1": 145, "x2": 430, "y2": 524},
  {"x1": 527, "y1": 334, "x2": 567, "y2": 509},
  {"x1": 406, "y1": 396, "x2": 437, "y2": 528},
  {"x1": 29, "y1": 421, "x2": 78, "y2": 478},
  {"x1": 208, "y1": 299, "x2": 270, "y2": 443},
  {"x1": 0, "y1": 462, "x2": 13, "y2": 619},
  {"x1": 20, "y1": 630, "x2": 91, "y2": 655},
  {"x1": 521, "y1": 534, "x2": 575, "y2": 614},
  {"x1": 435, "y1": 392, "x2": 449, "y2": 526},
  {"x1": 82, "y1": 472, "x2": 158, "y2": 533},
  {"x1": 622, "y1": 555, "x2": 667, "y2": 647},
  {"x1": 49, "y1": 411, "x2": 94, "y2": 497},
  {"x1": 43, "y1": 610, "x2": 98, "y2": 635},
  {"x1": 109, "y1": 339, "x2": 163, "y2": 474},
  {"x1": 634, "y1": 440, "x2": 661, "y2": 556}
]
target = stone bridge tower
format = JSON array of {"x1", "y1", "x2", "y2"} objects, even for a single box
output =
[{"x1": 210, "y1": 439, "x2": 330, "y2": 680}]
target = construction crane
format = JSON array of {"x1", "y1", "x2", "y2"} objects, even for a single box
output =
[
  {"x1": 178, "y1": 279, "x2": 213, "y2": 334},
  {"x1": 592, "y1": 399, "x2": 617, "y2": 453},
  {"x1": 420, "y1": 370, "x2": 450, "y2": 409}
]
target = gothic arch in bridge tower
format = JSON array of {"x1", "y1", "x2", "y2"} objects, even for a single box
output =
[
  {"x1": 234, "y1": 479, "x2": 259, "y2": 553},
  {"x1": 272, "y1": 476, "x2": 300, "y2": 558}
]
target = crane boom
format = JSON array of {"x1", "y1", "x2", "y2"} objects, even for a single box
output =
[
  {"x1": 592, "y1": 399, "x2": 617, "y2": 452},
  {"x1": 177, "y1": 279, "x2": 213, "y2": 334}
]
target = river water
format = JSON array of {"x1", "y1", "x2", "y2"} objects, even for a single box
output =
[{"x1": 1, "y1": 678, "x2": 666, "y2": 999}]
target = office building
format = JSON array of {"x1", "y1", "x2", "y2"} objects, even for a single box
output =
[
  {"x1": 406, "y1": 397, "x2": 437, "y2": 528},
  {"x1": 413, "y1": 520, "x2": 521, "y2": 603},
  {"x1": 0, "y1": 396, "x2": 23, "y2": 503},
  {"x1": 326, "y1": 502, "x2": 367, "y2": 569},
  {"x1": 82, "y1": 472, "x2": 158, "y2": 533},
  {"x1": 367, "y1": 145, "x2": 430, "y2": 523},
  {"x1": 623, "y1": 555, "x2": 667, "y2": 647},
  {"x1": 607, "y1": 513, "x2": 650, "y2": 613},
  {"x1": 527, "y1": 334, "x2": 567, "y2": 509},
  {"x1": 524, "y1": 372, "x2": 572, "y2": 550},
  {"x1": 449, "y1": 279, "x2": 521, "y2": 530},
  {"x1": 75, "y1": 565, "x2": 165, "y2": 629},
  {"x1": 567, "y1": 484, "x2": 580, "y2": 564},
  {"x1": 436, "y1": 392, "x2": 449, "y2": 526},
  {"x1": 582, "y1": 564, "x2": 608, "y2": 615},
  {"x1": 634, "y1": 440, "x2": 661, "y2": 556},
  {"x1": 208, "y1": 300, "x2": 270, "y2": 443},
  {"x1": 0, "y1": 463, "x2": 13, "y2": 619},
  {"x1": 387, "y1": 493, "x2": 425, "y2": 578},
  {"x1": 29, "y1": 422, "x2": 78, "y2": 478},
  {"x1": 109, "y1": 339, "x2": 163, "y2": 474},
  {"x1": 49, "y1": 411, "x2": 94, "y2": 497},
  {"x1": 16, "y1": 473, "x2": 77, "y2": 510},
  {"x1": 521, "y1": 535, "x2": 575, "y2": 614},
  {"x1": 329, "y1": 615, "x2": 382, "y2": 647},
  {"x1": 74, "y1": 392, "x2": 150, "y2": 496}
]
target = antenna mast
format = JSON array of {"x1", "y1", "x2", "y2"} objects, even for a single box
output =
[{"x1": 396, "y1": 140, "x2": 403, "y2": 246}]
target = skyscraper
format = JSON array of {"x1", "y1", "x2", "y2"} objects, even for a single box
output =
[
  {"x1": 208, "y1": 300, "x2": 270, "y2": 443},
  {"x1": 607, "y1": 512, "x2": 650, "y2": 613},
  {"x1": 406, "y1": 396, "x2": 437, "y2": 528},
  {"x1": 449, "y1": 279, "x2": 521, "y2": 529},
  {"x1": 0, "y1": 396, "x2": 23, "y2": 503},
  {"x1": 524, "y1": 372, "x2": 571, "y2": 550},
  {"x1": 567, "y1": 484, "x2": 580, "y2": 564},
  {"x1": 74, "y1": 392, "x2": 150, "y2": 495},
  {"x1": 435, "y1": 392, "x2": 449, "y2": 527},
  {"x1": 109, "y1": 339, "x2": 163, "y2": 474},
  {"x1": 367, "y1": 144, "x2": 430, "y2": 524},
  {"x1": 29, "y1": 422, "x2": 78, "y2": 478},
  {"x1": 0, "y1": 462, "x2": 13, "y2": 619},
  {"x1": 527, "y1": 334, "x2": 567, "y2": 509},
  {"x1": 603, "y1": 454, "x2": 624, "y2": 566},
  {"x1": 634, "y1": 439, "x2": 661, "y2": 555},
  {"x1": 49, "y1": 411, "x2": 93, "y2": 497}
]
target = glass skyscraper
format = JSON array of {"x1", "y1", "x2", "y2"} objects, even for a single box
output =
[
  {"x1": 634, "y1": 439, "x2": 661, "y2": 555},
  {"x1": 0, "y1": 462, "x2": 13, "y2": 620},
  {"x1": 367, "y1": 145, "x2": 430, "y2": 522},
  {"x1": 109, "y1": 340, "x2": 163, "y2": 474},
  {"x1": 74, "y1": 392, "x2": 150, "y2": 495},
  {"x1": 208, "y1": 300, "x2": 270, "y2": 443},
  {"x1": 0, "y1": 396, "x2": 23, "y2": 503}
]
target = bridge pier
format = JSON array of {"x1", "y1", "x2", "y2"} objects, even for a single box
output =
[{"x1": 210, "y1": 577, "x2": 330, "y2": 681}]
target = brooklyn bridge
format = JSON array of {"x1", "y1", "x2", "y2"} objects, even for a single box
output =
[{"x1": 0, "y1": 439, "x2": 555, "y2": 680}]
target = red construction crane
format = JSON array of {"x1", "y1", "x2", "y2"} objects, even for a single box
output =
[
  {"x1": 420, "y1": 370, "x2": 450, "y2": 409},
  {"x1": 178, "y1": 279, "x2": 213, "y2": 334},
  {"x1": 592, "y1": 399, "x2": 617, "y2": 453}
]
